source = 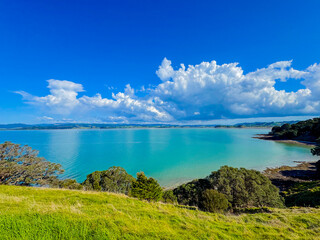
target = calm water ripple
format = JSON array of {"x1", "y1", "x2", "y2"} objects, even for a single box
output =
[{"x1": 0, "y1": 128, "x2": 317, "y2": 187}]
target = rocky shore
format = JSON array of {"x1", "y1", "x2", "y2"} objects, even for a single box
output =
[
  {"x1": 254, "y1": 134, "x2": 316, "y2": 146},
  {"x1": 263, "y1": 161, "x2": 319, "y2": 192}
]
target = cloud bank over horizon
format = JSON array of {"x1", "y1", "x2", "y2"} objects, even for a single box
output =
[{"x1": 16, "y1": 58, "x2": 320, "y2": 123}]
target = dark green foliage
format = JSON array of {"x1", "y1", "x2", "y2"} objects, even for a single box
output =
[
  {"x1": 173, "y1": 178, "x2": 211, "y2": 207},
  {"x1": 131, "y1": 172, "x2": 163, "y2": 201},
  {"x1": 173, "y1": 166, "x2": 284, "y2": 210},
  {"x1": 208, "y1": 166, "x2": 284, "y2": 208},
  {"x1": 311, "y1": 138, "x2": 320, "y2": 178},
  {"x1": 311, "y1": 146, "x2": 320, "y2": 156},
  {"x1": 53, "y1": 179, "x2": 83, "y2": 190},
  {"x1": 201, "y1": 189, "x2": 230, "y2": 212},
  {"x1": 284, "y1": 181, "x2": 320, "y2": 207},
  {"x1": 315, "y1": 160, "x2": 320, "y2": 179},
  {"x1": 270, "y1": 117, "x2": 320, "y2": 141},
  {"x1": 82, "y1": 166, "x2": 134, "y2": 194},
  {"x1": 0, "y1": 141, "x2": 64, "y2": 186},
  {"x1": 162, "y1": 190, "x2": 177, "y2": 204}
]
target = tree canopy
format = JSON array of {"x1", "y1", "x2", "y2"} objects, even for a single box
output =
[
  {"x1": 131, "y1": 172, "x2": 163, "y2": 201},
  {"x1": 0, "y1": 141, "x2": 63, "y2": 186},
  {"x1": 202, "y1": 189, "x2": 230, "y2": 213},
  {"x1": 173, "y1": 166, "x2": 284, "y2": 210},
  {"x1": 82, "y1": 166, "x2": 135, "y2": 194},
  {"x1": 208, "y1": 166, "x2": 284, "y2": 208}
]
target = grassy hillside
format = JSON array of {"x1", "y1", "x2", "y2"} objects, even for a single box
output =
[{"x1": 1, "y1": 186, "x2": 320, "y2": 239}]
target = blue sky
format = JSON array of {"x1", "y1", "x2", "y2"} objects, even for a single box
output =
[{"x1": 1, "y1": 0, "x2": 320, "y2": 124}]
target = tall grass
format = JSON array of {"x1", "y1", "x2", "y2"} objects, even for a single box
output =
[{"x1": 0, "y1": 185, "x2": 320, "y2": 239}]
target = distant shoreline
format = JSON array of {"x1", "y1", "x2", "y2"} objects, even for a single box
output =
[
  {"x1": 0, "y1": 126, "x2": 272, "y2": 131},
  {"x1": 253, "y1": 134, "x2": 316, "y2": 147},
  {"x1": 0, "y1": 120, "x2": 298, "y2": 131}
]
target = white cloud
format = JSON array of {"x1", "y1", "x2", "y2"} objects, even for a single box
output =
[
  {"x1": 152, "y1": 58, "x2": 317, "y2": 120},
  {"x1": 16, "y1": 58, "x2": 320, "y2": 123},
  {"x1": 37, "y1": 116, "x2": 54, "y2": 121},
  {"x1": 17, "y1": 80, "x2": 172, "y2": 122},
  {"x1": 16, "y1": 79, "x2": 84, "y2": 114},
  {"x1": 156, "y1": 58, "x2": 175, "y2": 81}
]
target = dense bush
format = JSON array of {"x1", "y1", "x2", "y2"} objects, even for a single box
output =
[
  {"x1": 173, "y1": 166, "x2": 284, "y2": 210},
  {"x1": 202, "y1": 189, "x2": 229, "y2": 213},
  {"x1": 82, "y1": 166, "x2": 135, "y2": 194},
  {"x1": 284, "y1": 181, "x2": 320, "y2": 207},
  {"x1": 208, "y1": 166, "x2": 284, "y2": 208},
  {"x1": 162, "y1": 190, "x2": 177, "y2": 204},
  {"x1": 131, "y1": 172, "x2": 163, "y2": 201},
  {"x1": 173, "y1": 178, "x2": 211, "y2": 208},
  {"x1": 0, "y1": 141, "x2": 63, "y2": 186}
]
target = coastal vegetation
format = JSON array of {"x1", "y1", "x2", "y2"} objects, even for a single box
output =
[
  {"x1": 0, "y1": 141, "x2": 64, "y2": 186},
  {"x1": 131, "y1": 172, "x2": 163, "y2": 201},
  {"x1": 173, "y1": 166, "x2": 284, "y2": 211},
  {"x1": 284, "y1": 181, "x2": 320, "y2": 207},
  {"x1": 270, "y1": 117, "x2": 320, "y2": 142},
  {"x1": 82, "y1": 166, "x2": 134, "y2": 194}
]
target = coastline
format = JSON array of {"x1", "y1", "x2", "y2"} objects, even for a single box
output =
[
  {"x1": 0, "y1": 126, "x2": 272, "y2": 131},
  {"x1": 263, "y1": 160, "x2": 319, "y2": 192},
  {"x1": 253, "y1": 134, "x2": 316, "y2": 147}
]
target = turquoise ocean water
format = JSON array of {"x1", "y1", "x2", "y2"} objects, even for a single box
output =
[{"x1": 0, "y1": 128, "x2": 317, "y2": 187}]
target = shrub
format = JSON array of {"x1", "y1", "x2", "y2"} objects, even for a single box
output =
[
  {"x1": 131, "y1": 172, "x2": 163, "y2": 201},
  {"x1": 202, "y1": 189, "x2": 230, "y2": 213},
  {"x1": 55, "y1": 179, "x2": 83, "y2": 190},
  {"x1": 162, "y1": 190, "x2": 177, "y2": 204},
  {"x1": 173, "y1": 178, "x2": 211, "y2": 207},
  {"x1": 82, "y1": 166, "x2": 134, "y2": 194},
  {"x1": 285, "y1": 181, "x2": 320, "y2": 207}
]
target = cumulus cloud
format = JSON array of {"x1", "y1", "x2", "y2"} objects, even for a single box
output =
[
  {"x1": 15, "y1": 59, "x2": 320, "y2": 123},
  {"x1": 15, "y1": 79, "x2": 84, "y2": 114},
  {"x1": 16, "y1": 80, "x2": 172, "y2": 122},
  {"x1": 153, "y1": 58, "x2": 316, "y2": 119}
]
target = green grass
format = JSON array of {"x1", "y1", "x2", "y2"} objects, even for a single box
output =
[{"x1": 1, "y1": 185, "x2": 320, "y2": 239}]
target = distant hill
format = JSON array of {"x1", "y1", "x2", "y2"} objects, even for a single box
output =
[
  {"x1": 0, "y1": 123, "x2": 30, "y2": 129},
  {"x1": 0, "y1": 120, "x2": 299, "y2": 130}
]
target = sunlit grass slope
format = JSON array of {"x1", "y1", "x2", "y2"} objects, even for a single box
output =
[{"x1": 0, "y1": 185, "x2": 320, "y2": 239}]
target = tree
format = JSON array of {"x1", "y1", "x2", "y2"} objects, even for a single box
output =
[
  {"x1": 162, "y1": 190, "x2": 177, "y2": 204},
  {"x1": 202, "y1": 189, "x2": 230, "y2": 213},
  {"x1": 82, "y1": 166, "x2": 135, "y2": 194},
  {"x1": 0, "y1": 141, "x2": 64, "y2": 186},
  {"x1": 311, "y1": 139, "x2": 320, "y2": 157},
  {"x1": 311, "y1": 140, "x2": 320, "y2": 179},
  {"x1": 173, "y1": 178, "x2": 211, "y2": 207},
  {"x1": 208, "y1": 166, "x2": 284, "y2": 208},
  {"x1": 131, "y1": 172, "x2": 163, "y2": 201}
]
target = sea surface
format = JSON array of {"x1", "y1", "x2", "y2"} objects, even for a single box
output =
[{"x1": 0, "y1": 128, "x2": 317, "y2": 187}]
